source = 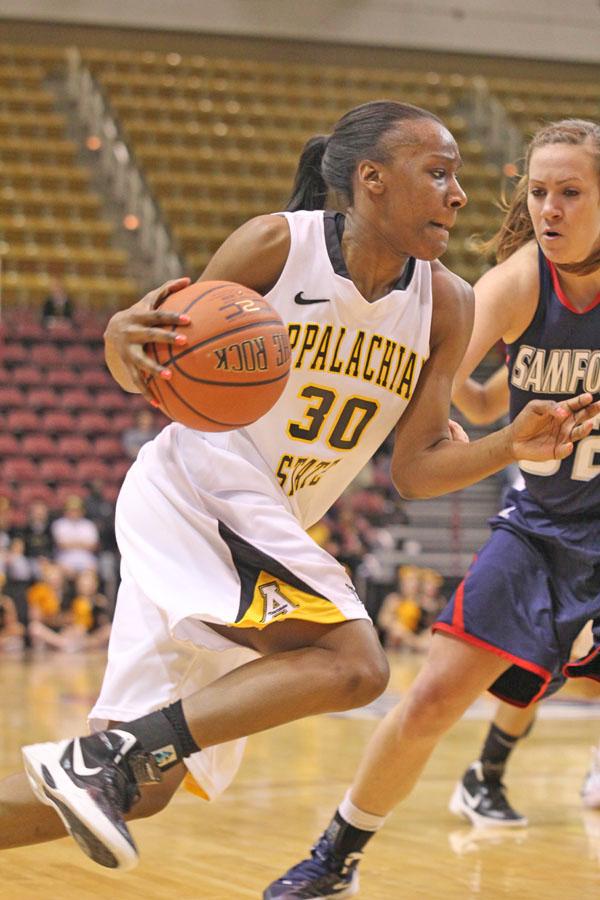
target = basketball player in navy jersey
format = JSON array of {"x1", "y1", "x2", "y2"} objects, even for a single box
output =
[
  {"x1": 0, "y1": 103, "x2": 595, "y2": 878},
  {"x1": 265, "y1": 117, "x2": 600, "y2": 898}
]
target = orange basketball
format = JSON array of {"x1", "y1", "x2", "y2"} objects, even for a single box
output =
[{"x1": 145, "y1": 281, "x2": 292, "y2": 431}]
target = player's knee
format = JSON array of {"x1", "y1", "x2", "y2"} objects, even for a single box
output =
[
  {"x1": 336, "y1": 644, "x2": 390, "y2": 707},
  {"x1": 390, "y1": 676, "x2": 457, "y2": 743}
]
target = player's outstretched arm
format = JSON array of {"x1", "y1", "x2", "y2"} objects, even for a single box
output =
[
  {"x1": 452, "y1": 366, "x2": 509, "y2": 425},
  {"x1": 390, "y1": 262, "x2": 600, "y2": 499}
]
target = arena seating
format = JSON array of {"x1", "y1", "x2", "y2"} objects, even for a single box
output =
[
  {"x1": 77, "y1": 47, "x2": 500, "y2": 285},
  {"x1": 0, "y1": 45, "x2": 137, "y2": 308},
  {"x1": 0, "y1": 310, "x2": 165, "y2": 520}
]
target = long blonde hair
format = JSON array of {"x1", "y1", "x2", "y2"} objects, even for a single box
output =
[{"x1": 488, "y1": 119, "x2": 600, "y2": 274}]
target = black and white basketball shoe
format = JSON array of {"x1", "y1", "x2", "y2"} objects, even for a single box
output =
[
  {"x1": 449, "y1": 761, "x2": 528, "y2": 827},
  {"x1": 22, "y1": 729, "x2": 161, "y2": 870}
]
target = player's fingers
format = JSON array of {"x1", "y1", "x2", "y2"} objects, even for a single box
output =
[
  {"x1": 134, "y1": 309, "x2": 191, "y2": 327},
  {"x1": 128, "y1": 344, "x2": 166, "y2": 378},
  {"x1": 554, "y1": 440, "x2": 574, "y2": 460},
  {"x1": 571, "y1": 418, "x2": 595, "y2": 442},
  {"x1": 562, "y1": 392, "x2": 593, "y2": 412},
  {"x1": 151, "y1": 277, "x2": 191, "y2": 309},
  {"x1": 448, "y1": 419, "x2": 469, "y2": 443},
  {"x1": 572, "y1": 399, "x2": 600, "y2": 424},
  {"x1": 126, "y1": 326, "x2": 188, "y2": 346}
]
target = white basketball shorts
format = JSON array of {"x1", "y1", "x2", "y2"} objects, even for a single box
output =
[{"x1": 89, "y1": 424, "x2": 369, "y2": 798}]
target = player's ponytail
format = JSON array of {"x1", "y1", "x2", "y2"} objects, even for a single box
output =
[
  {"x1": 286, "y1": 135, "x2": 329, "y2": 211},
  {"x1": 286, "y1": 100, "x2": 442, "y2": 213}
]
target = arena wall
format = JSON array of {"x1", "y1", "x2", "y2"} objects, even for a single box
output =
[{"x1": 1, "y1": 0, "x2": 600, "y2": 64}]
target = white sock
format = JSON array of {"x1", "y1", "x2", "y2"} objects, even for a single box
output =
[{"x1": 338, "y1": 789, "x2": 388, "y2": 833}]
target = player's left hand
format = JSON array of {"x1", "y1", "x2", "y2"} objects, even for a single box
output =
[{"x1": 509, "y1": 393, "x2": 600, "y2": 461}]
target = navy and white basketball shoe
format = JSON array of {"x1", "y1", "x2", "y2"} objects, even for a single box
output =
[
  {"x1": 449, "y1": 761, "x2": 528, "y2": 827},
  {"x1": 263, "y1": 832, "x2": 360, "y2": 898},
  {"x1": 22, "y1": 729, "x2": 159, "y2": 870}
]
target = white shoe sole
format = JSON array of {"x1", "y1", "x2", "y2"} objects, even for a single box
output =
[
  {"x1": 449, "y1": 781, "x2": 528, "y2": 828},
  {"x1": 264, "y1": 871, "x2": 359, "y2": 899},
  {"x1": 23, "y1": 740, "x2": 138, "y2": 871}
]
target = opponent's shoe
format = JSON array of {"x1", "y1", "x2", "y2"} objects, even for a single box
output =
[
  {"x1": 263, "y1": 832, "x2": 360, "y2": 899},
  {"x1": 581, "y1": 745, "x2": 600, "y2": 809},
  {"x1": 22, "y1": 729, "x2": 161, "y2": 871},
  {"x1": 449, "y1": 761, "x2": 528, "y2": 827}
]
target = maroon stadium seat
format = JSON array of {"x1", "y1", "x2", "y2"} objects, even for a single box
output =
[
  {"x1": 12, "y1": 365, "x2": 45, "y2": 386},
  {"x1": 0, "y1": 433, "x2": 20, "y2": 455},
  {"x1": 56, "y1": 435, "x2": 94, "y2": 458},
  {"x1": 21, "y1": 434, "x2": 57, "y2": 458},
  {"x1": 2, "y1": 456, "x2": 38, "y2": 482},
  {"x1": 39, "y1": 458, "x2": 76, "y2": 483},
  {"x1": 78, "y1": 411, "x2": 112, "y2": 435},
  {"x1": 46, "y1": 369, "x2": 80, "y2": 387},
  {"x1": 0, "y1": 386, "x2": 26, "y2": 409},
  {"x1": 27, "y1": 387, "x2": 61, "y2": 411},
  {"x1": 93, "y1": 389, "x2": 130, "y2": 412},
  {"x1": 60, "y1": 388, "x2": 93, "y2": 411},
  {"x1": 92, "y1": 436, "x2": 124, "y2": 459},
  {"x1": 41, "y1": 410, "x2": 77, "y2": 434},
  {"x1": 75, "y1": 459, "x2": 112, "y2": 482},
  {"x1": 6, "y1": 409, "x2": 39, "y2": 434}
]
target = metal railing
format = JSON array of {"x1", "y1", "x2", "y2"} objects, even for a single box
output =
[{"x1": 66, "y1": 46, "x2": 184, "y2": 286}]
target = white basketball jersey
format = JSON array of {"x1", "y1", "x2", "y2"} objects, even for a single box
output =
[{"x1": 185, "y1": 210, "x2": 433, "y2": 529}]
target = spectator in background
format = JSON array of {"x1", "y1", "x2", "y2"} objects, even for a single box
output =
[
  {"x1": 41, "y1": 278, "x2": 74, "y2": 328},
  {"x1": 21, "y1": 500, "x2": 54, "y2": 575},
  {"x1": 27, "y1": 561, "x2": 66, "y2": 630},
  {"x1": 85, "y1": 480, "x2": 119, "y2": 605},
  {"x1": 122, "y1": 409, "x2": 160, "y2": 459},
  {"x1": 70, "y1": 569, "x2": 112, "y2": 649},
  {"x1": 377, "y1": 565, "x2": 424, "y2": 652},
  {"x1": 0, "y1": 572, "x2": 24, "y2": 653},
  {"x1": 51, "y1": 495, "x2": 99, "y2": 579},
  {"x1": 3, "y1": 536, "x2": 34, "y2": 628},
  {"x1": 0, "y1": 496, "x2": 13, "y2": 557},
  {"x1": 418, "y1": 567, "x2": 446, "y2": 630}
]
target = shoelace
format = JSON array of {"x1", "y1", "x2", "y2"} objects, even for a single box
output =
[
  {"x1": 281, "y1": 837, "x2": 353, "y2": 883},
  {"x1": 102, "y1": 762, "x2": 140, "y2": 814}
]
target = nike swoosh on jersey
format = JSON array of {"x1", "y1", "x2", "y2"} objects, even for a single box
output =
[
  {"x1": 294, "y1": 292, "x2": 331, "y2": 305},
  {"x1": 72, "y1": 738, "x2": 102, "y2": 777}
]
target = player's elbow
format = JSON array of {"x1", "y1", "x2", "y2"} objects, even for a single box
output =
[{"x1": 391, "y1": 462, "x2": 435, "y2": 501}]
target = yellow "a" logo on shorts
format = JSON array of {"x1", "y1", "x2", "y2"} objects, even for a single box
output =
[
  {"x1": 258, "y1": 581, "x2": 299, "y2": 623},
  {"x1": 235, "y1": 570, "x2": 348, "y2": 630}
]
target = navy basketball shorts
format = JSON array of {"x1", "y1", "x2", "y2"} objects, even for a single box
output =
[{"x1": 434, "y1": 492, "x2": 600, "y2": 706}]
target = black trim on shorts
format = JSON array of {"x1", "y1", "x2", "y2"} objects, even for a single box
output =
[{"x1": 217, "y1": 520, "x2": 328, "y2": 622}]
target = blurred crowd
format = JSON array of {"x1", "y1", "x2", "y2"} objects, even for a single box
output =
[
  {"x1": 376, "y1": 564, "x2": 446, "y2": 653},
  {"x1": 0, "y1": 422, "x2": 447, "y2": 658},
  {"x1": 0, "y1": 490, "x2": 117, "y2": 655}
]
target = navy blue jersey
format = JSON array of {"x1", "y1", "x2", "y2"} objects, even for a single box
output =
[{"x1": 506, "y1": 247, "x2": 600, "y2": 517}]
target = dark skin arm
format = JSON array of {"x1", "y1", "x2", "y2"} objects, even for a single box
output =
[
  {"x1": 103, "y1": 215, "x2": 291, "y2": 398},
  {"x1": 391, "y1": 262, "x2": 600, "y2": 499}
]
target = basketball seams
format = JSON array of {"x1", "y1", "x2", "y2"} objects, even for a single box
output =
[
  {"x1": 158, "y1": 374, "x2": 255, "y2": 428},
  {"x1": 167, "y1": 318, "x2": 286, "y2": 366}
]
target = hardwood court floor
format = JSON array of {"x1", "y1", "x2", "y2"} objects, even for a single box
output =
[{"x1": 1, "y1": 651, "x2": 600, "y2": 899}]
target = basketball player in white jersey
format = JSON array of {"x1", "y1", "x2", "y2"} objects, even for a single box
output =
[{"x1": 1, "y1": 101, "x2": 596, "y2": 878}]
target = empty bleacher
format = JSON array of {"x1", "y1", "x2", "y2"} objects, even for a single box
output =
[{"x1": 0, "y1": 44, "x2": 137, "y2": 308}]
